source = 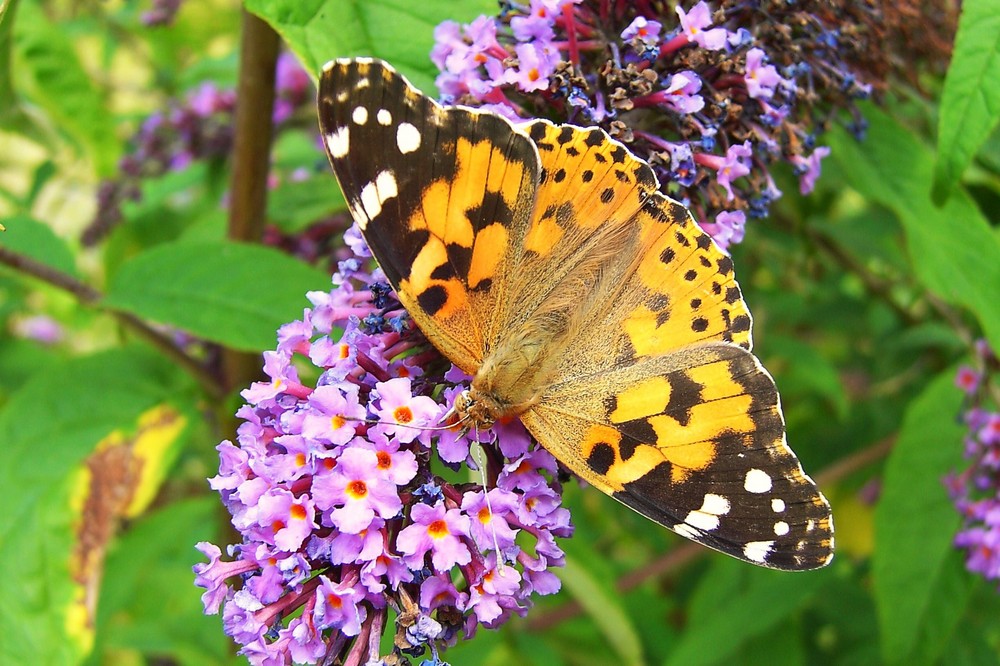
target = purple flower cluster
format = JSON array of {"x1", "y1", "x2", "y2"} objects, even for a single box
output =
[
  {"x1": 84, "y1": 52, "x2": 312, "y2": 247},
  {"x1": 946, "y1": 339, "x2": 1000, "y2": 583},
  {"x1": 194, "y1": 230, "x2": 572, "y2": 665},
  {"x1": 10, "y1": 314, "x2": 64, "y2": 345},
  {"x1": 141, "y1": 0, "x2": 182, "y2": 27},
  {"x1": 431, "y1": 0, "x2": 874, "y2": 250}
]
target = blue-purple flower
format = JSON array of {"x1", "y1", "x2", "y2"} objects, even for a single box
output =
[
  {"x1": 194, "y1": 233, "x2": 573, "y2": 664},
  {"x1": 84, "y1": 51, "x2": 312, "y2": 247},
  {"x1": 947, "y1": 340, "x2": 1000, "y2": 586},
  {"x1": 429, "y1": 0, "x2": 877, "y2": 252}
]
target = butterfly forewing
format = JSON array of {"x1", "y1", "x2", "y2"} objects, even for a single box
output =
[
  {"x1": 318, "y1": 59, "x2": 540, "y2": 372},
  {"x1": 319, "y1": 57, "x2": 834, "y2": 571}
]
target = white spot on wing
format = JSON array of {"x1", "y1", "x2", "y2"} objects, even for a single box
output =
[
  {"x1": 376, "y1": 170, "x2": 398, "y2": 199},
  {"x1": 744, "y1": 468, "x2": 772, "y2": 494},
  {"x1": 743, "y1": 540, "x2": 774, "y2": 563},
  {"x1": 358, "y1": 170, "x2": 399, "y2": 221},
  {"x1": 683, "y1": 493, "x2": 731, "y2": 532},
  {"x1": 774, "y1": 521, "x2": 790, "y2": 536},
  {"x1": 701, "y1": 493, "x2": 730, "y2": 516},
  {"x1": 377, "y1": 109, "x2": 392, "y2": 125},
  {"x1": 673, "y1": 523, "x2": 700, "y2": 539},
  {"x1": 771, "y1": 498, "x2": 786, "y2": 513},
  {"x1": 684, "y1": 510, "x2": 719, "y2": 532},
  {"x1": 352, "y1": 106, "x2": 368, "y2": 125},
  {"x1": 397, "y1": 122, "x2": 421, "y2": 154},
  {"x1": 325, "y1": 126, "x2": 350, "y2": 159}
]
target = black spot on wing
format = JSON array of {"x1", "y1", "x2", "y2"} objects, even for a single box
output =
[
  {"x1": 417, "y1": 284, "x2": 448, "y2": 316},
  {"x1": 664, "y1": 371, "x2": 702, "y2": 427},
  {"x1": 586, "y1": 442, "x2": 616, "y2": 475},
  {"x1": 619, "y1": 418, "x2": 656, "y2": 446}
]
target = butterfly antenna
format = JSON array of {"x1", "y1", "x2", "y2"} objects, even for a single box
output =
[
  {"x1": 471, "y1": 429, "x2": 508, "y2": 576},
  {"x1": 341, "y1": 412, "x2": 471, "y2": 432}
]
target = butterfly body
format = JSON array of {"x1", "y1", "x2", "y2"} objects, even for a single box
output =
[{"x1": 319, "y1": 57, "x2": 834, "y2": 570}]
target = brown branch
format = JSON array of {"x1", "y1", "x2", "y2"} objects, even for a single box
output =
[
  {"x1": 525, "y1": 435, "x2": 895, "y2": 632},
  {"x1": 220, "y1": 8, "x2": 280, "y2": 394},
  {"x1": 0, "y1": 245, "x2": 223, "y2": 399}
]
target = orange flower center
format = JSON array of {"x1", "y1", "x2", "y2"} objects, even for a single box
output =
[
  {"x1": 393, "y1": 406, "x2": 414, "y2": 424},
  {"x1": 290, "y1": 503, "x2": 307, "y2": 521},
  {"x1": 347, "y1": 480, "x2": 368, "y2": 499},
  {"x1": 376, "y1": 451, "x2": 392, "y2": 470},
  {"x1": 428, "y1": 519, "x2": 449, "y2": 538}
]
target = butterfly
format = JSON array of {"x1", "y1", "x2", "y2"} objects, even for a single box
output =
[{"x1": 318, "y1": 58, "x2": 834, "y2": 570}]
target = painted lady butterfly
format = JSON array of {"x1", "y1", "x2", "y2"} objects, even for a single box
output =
[{"x1": 318, "y1": 58, "x2": 833, "y2": 570}]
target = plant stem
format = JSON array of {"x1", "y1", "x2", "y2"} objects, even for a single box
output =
[{"x1": 220, "y1": 8, "x2": 281, "y2": 394}]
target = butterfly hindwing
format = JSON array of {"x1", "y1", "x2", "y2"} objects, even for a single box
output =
[{"x1": 522, "y1": 343, "x2": 833, "y2": 570}]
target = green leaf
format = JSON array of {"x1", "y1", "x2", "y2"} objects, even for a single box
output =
[
  {"x1": 768, "y1": 334, "x2": 848, "y2": 422},
  {"x1": 933, "y1": 0, "x2": 1000, "y2": 202},
  {"x1": 103, "y1": 240, "x2": 331, "y2": 351},
  {"x1": 268, "y1": 175, "x2": 346, "y2": 233},
  {"x1": 0, "y1": 348, "x2": 191, "y2": 664},
  {"x1": 247, "y1": 0, "x2": 495, "y2": 93},
  {"x1": 93, "y1": 498, "x2": 229, "y2": 664},
  {"x1": 0, "y1": 214, "x2": 78, "y2": 277},
  {"x1": 666, "y1": 558, "x2": 833, "y2": 666},
  {"x1": 828, "y1": 106, "x2": 1000, "y2": 353},
  {"x1": 907, "y1": 549, "x2": 975, "y2": 665},
  {"x1": 12, "y1": 1, "x2": 119, "y2": 175},
  {"x1": 872, "y1": 369, "x2": 967, "y2": 662},
  {"x1": 558, "y1": 555, "x2": 645, "y2": 666}
]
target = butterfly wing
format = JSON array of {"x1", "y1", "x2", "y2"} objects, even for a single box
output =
[
  {"x1": 318, "y1": 58, "x2": 540, "y2": 373},
  {"x1": 521, "y1": 343, "x2": 833, "y2": 570},
  {"x1": 319, "y1": 59, "x2": 833, "y2": 570},
  {"x1": 511, "y1": 122, "x2": 832, "y2": 569}
]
